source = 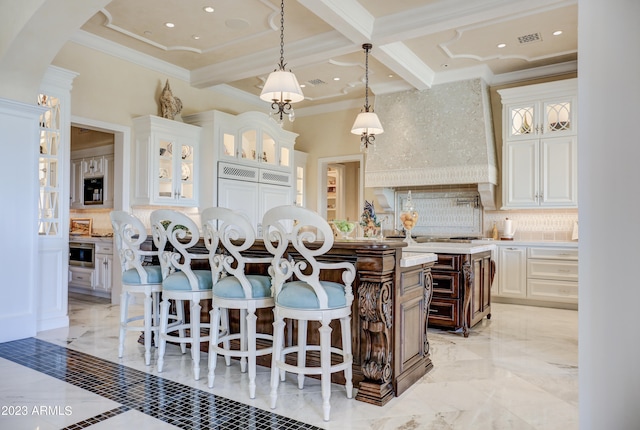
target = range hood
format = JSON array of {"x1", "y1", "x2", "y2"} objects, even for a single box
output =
[{"x1": 365, "y1": 79, "x2": 498, "y2": 210}]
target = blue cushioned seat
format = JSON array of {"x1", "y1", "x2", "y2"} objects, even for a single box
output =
[
  {"x1": 213, "y1": 275, "x2": 272, "y2": 299},
  {"x1": 276, "y1": 280, "x2": 346, "y2": 309},
  {"x1": 122, "y1": 265, "x2": 163, "y2": 284},
  {"x1": 163, "y1": 270, "x2": 213, "y2": 291}
]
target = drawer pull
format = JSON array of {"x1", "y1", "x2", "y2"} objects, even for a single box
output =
[
  {"x1": 432, "y1": 282, "x2": 439, "y2": 286},
  {"x1": 430, "y1": 309, "x2": 438, "y2": 313}
]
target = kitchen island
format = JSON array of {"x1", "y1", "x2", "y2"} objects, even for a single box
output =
[
  {"x1": 404, "y1": 242, "x2": 497, "y2": 337},
  {"x1": 242, "y1": 238, "x2": 438, "y2": 406},
  {"x1": 144, "y1": 237, "x2": 437, "y2": 406}
]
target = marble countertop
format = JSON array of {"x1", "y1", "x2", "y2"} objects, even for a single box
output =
[
  {"x1": 403, "y1": 242, "x2": 497, "y2": 255},
  {"x1": 472, "y1": 239, "x2": 578, "y2": 248},
  {"x1": 400, "y1": 251, "x2": 438, "y2": 268},
  {"x1": 69, "y1": 235, "x2": 113, "y2": 243}
]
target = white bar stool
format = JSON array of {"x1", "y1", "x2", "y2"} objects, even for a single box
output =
[
  {"x1": 262, "y1": 205, "x2": 356, "y2": 421},
  {"x1": 201, "y1": 207, "x2": 274, "y2": 399}
]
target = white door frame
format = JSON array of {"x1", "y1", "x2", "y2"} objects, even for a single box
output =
[
  {"x1": 71, "y1": 116, "x2": 131, "y2": 305},
  {"x1": 317, "y1": 154, "x2": 364, "y2": 220}
]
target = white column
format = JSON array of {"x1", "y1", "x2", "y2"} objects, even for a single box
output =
[
  {"x1": 0, "y1": 98, "x2": 44, "y2": 341},
  {"x1": 579, "y1": 1, "x2": 640, "y2": 428}
]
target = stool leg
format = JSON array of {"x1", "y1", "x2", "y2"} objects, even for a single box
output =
[
  {"x1": 247, "y1": 305, "x2": 257, "y2": 399},
  {"x1": 152, "y1": 291, "x2": 160, "y2": 349},
  {"x1": 239, "y1": 308, "x2": 247, "y2": 373},
  {"x1": 191, "y1": 299, "x2": 202, "y2": 380},
  {"x1": 319, "y1": 319, "x2": 333, "y2": 422},
  {"x1": 270, "y1": 312, "x2": 286, "y2": 409},
  {"x1": 118, "y1": 290, "x2": 128, "y2": 358},
  {"x1": 220, "y1": 308, "x2": 231, "y2": 366},
  {"x1": 176, "y1": 300, "x2": 187, "y2": 354},
  {"x1": 157, "y1": 298, "x2": 170, "y2": 373},
  {"x1": 207, "y1": 305, "x2": 221, "y2": 388},
  {"x1": 143, "y1": 288, "x2": 153, "y2": 366},
  {"x1": 297, "y1": 319, "x2": 307, "y2": 389},
  {"x1": 340, "y1": 315, "x2": 353, "y2": 398}
]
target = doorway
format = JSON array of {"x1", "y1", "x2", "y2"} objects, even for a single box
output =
[
  {"x1": 318, "y1": 154, "x2": 364, "y2": 223},
  {"x1": 69, "y1": 116, "x2": 131, "y2": 305}
]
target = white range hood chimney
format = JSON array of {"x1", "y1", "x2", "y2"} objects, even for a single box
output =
[{"x1": 365, "y1": 79, "x2": 498, "y2": 210}]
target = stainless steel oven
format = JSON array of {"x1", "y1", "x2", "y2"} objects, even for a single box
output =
[{"x1": 69, "y1": 242, "x2": 95, "y2": 268}]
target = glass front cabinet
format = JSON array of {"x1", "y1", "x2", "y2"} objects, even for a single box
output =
[{"x1": 132, "y1": 115, "x2": 201, "y2": 207}]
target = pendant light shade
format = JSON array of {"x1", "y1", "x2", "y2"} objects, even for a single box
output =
[
  {"x1": 260, "y1": 70, "x2": 305, "y2": 104},
  {"x1": 260, "y1": 0, "x2": 303, "y2": 123},
  {"x1": 351, "y1": 111, "x2": 384, "y2": 135},
  {"x1": 351, "y1": 43, "x2": 383, "y2": 152}
]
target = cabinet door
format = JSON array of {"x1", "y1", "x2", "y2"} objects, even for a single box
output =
[
  {"x1": 505, "y1": 103, "x2": 536, "y2": 140},
  {"x1": 540, "y1": 136, "x2": 577, "y2": 207},
  {"x1": 94, "y1": 254, "x2": 113, "y2": 292},
  {"x1": 217, "y1": 178, "x2": 260, "y2": 229},
  {"x1": 504, "y1": 139, "x2": 539, "y2": 207},
  {"x1": 542, "y1": 96, "x2": 576, "y2": 136},
  {"x1": 497, "y1": 246, "x2": 527, "y2": 298},
  {"x1": 70, "y1": 159, "x2": 83, "y2": 208}
]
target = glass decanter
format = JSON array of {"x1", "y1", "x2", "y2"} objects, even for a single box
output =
[{"x1": 400, "y1": 191, "x2": 418, "y2": 244}]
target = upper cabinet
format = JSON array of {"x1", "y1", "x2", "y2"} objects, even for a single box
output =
[
  {"x1": 183, "y1": 110, "x2": 298, "y2": 210},
  {"x1": 132, "y1": 115, "x2": 201, "y2": 207},
  {"x1": 498, "y1": 79, "x2": 578, "y2": 209},
  {"x1": 213, "y1": 111, "x2": 295, "y2": 170}
]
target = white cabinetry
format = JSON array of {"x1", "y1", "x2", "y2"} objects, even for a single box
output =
[
  {"x1": 132, "y1": 115, "x2": 201, "y2": 207},
  {"x1": 495, "y1": 245, "x2": 527, "y2": 298},
  {"x1": 183, "y1": 110, "x2": 297, "y2": 225},
  {"x1": 294, "y1": 150, "x2": 307, "y2": 207},
  {"x1": 499, "y1": 79, "x2": 578, "y2": 209},
  {"x1": 94, "y1": 240, "x2": 114, "y2": 294},
  {"x1": 70, "y1": 151, "x2": 114, "y2": 209},
  {"x1": 68, "y1": 238, "x2": 113, "y2": 299},
  {"x1": 493, "y1": 243, "x2": 578, "y2": 309}
]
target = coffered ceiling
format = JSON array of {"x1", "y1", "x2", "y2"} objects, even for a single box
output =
[{"x1": 75, "y1": 0, "x2": 577, "y2": 114}]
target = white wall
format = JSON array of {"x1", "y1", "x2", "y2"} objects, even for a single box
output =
[{"x1": 578, "y1": 0, "x2": 640, "y2": 428}]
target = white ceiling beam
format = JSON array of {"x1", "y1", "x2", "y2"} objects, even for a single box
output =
[
  {"x1": 190, "y1": 31, "x2": 355, "y2": 88},
  {"x1": 297, "y1": 0, "x2": 375, "y2": 43},
  {"x1": 375, "y1": 42, "x2": 435, "y2": 90}
]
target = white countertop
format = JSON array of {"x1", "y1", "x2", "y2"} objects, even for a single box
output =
[
  {"x1": 404, "y1": 242, "x2": 497, "y2": 255},
  {"x1": 473, "y1": 239, "x2": 578, "y2": 248},
  {"x1": 400, "y1": 251, "x2": 438, "y2": 268}
]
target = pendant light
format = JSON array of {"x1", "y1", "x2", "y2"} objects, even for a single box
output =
[
  {"x1": 351, "y1": 43, "x2": 383, "y2": 152},
  {"x1": 260, "y1": 0, "x2": 304, "y2": 124}
]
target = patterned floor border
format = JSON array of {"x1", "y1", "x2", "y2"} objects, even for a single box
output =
[{"x1": 0, "y1": 338, "x2": 322, "y2": 430}]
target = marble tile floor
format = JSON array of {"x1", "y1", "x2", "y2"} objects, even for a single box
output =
[{"x1": 0, "y1": 294, "x2": 578, "y2": 429}]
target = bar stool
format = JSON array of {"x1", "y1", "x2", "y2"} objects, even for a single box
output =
[
  {"x1": 262, "y1": 205, "x2": 356, "y2": 422},
  {"x1": 201, "y1": 207, "x2": 274, "y2": 399},
  {"x1": 150, "y1": 209, "x2": 213, "y2": 380},
  {"x1": 111, "y1": 211, "x2": 170, "y2": 366}
]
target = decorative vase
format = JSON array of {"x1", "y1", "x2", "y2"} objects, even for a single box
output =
[{"x1": 400, "y1": 191, "x2": 418, "y2": 244}]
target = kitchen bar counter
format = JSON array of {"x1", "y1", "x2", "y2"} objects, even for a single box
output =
[{"x1": 144, "y1": 237, "x2": 437, "y2": 406}]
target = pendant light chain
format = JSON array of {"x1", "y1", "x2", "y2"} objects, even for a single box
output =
[
  {"x1": 364, "y1": 43, "x2": 371, "y2": 112},
  {"x1": 278, "y1": 0, "x2": 286, "y2": 70}
]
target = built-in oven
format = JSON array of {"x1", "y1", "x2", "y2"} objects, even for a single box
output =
[{"x1": 69, "y1": 242, "x2": 95, "y2": 268}]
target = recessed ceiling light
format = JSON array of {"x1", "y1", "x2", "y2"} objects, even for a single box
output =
[
  {"x1": 441, "y1": 63, "x2": 449, "y2": 68},
  {"x1": 333, "y1": 77, "x2": 340, "y2": 81},
  {"x1": 165, "y1": 22, "x2": 175, "y2": 28},
  {"x1": 203, "y1": 6, "x2": 214, "y2": 13},
  {"x1": 300, "y1": 84, "x2": 306, "y2": 88},
  {"x1": 192, "y1": 35, "x2": 200, "y2": 40},
  {"x1": 388, "y1": 74, "x2": 394, "y2": 78},
  {"x1": 497, "y1": 43, "x2": 506, "y2": 48},
  {"x1": 553, "y1": 30, "x2": 563, "y2": 36}
]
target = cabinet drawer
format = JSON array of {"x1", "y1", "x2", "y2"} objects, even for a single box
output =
[
  {"x1": 431, "y1": 272, "x2": 460, "y2": 298},
  {"x1": 95, "y1": 242, "x2": 114, "y2": 254},
  {"x1": 428, "y1": 298, "x2": 458, "y2": 328},
  {"x1": 70, "y1": 269, "x2": 94, "y2": 287},
  {"x1": 433, "y1": 254, "x2": 461, "y2": 271},
  {"x1": 528, "y1": 278, "x2": 578, "y2": 303},
  {"x1": 528, "y1": 247, "x2": 577, "y2": 260},
  {"x1": 528, "y1": 259, "x2": 578, "y2": 281}
]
